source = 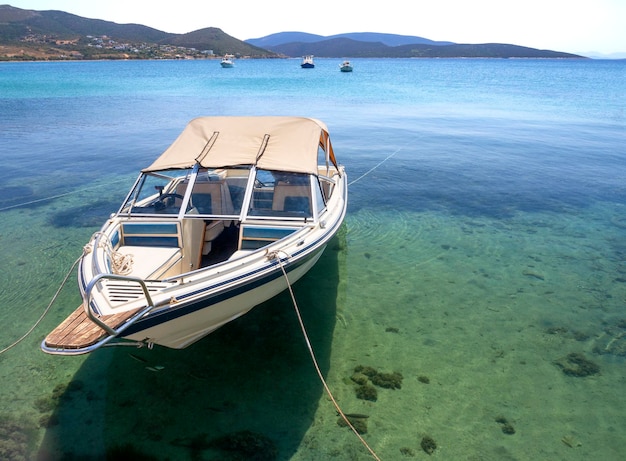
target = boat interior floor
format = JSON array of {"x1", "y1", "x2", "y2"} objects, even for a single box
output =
[{"x1": 201, "y1": 223, "x2": 240, "y2": 267}]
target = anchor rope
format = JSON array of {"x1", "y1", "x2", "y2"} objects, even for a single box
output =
[
  {"x1": 270, "y1": 250, "x2": 381, "y2": 461},
  {"x1": 0, "y1": 230, "x2": 115, "y2": 355},
  {"x1": 348, "y1": 141, "x2": 411, "y2": 187},
  {"x1": 0, "y1": 177, "x2": 130, "y2": 213},
  {"x1": 0, "y1": 255, "x2": 81, "y2": 355}
]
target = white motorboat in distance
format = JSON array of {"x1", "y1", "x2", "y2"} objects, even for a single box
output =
[
  {"x1": 339, "y1": 61, "x2": 353, "y2": 72},
  {"x1": 220, "y1": 54, "x2": 235, "y2": 67},
  {"x1": 301, "y1": 55, "x2": 315, "y2": 68},
  {"x1": 42, "y1": 116, "x2": 347, "y2": 355}
]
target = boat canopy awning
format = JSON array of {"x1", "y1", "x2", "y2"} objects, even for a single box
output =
[{"x1": 143, "y1": 116, "x2": 339, "y2": 175}]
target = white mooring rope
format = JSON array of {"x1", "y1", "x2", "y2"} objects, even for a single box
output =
[
  {"x1": 348, "y1": 142, "x2": 409, "y2": 187},
  {"x1": 270, "y1": 250, "x2": 382, "y2": 461},
  {"x1": 0, "y1": 177, "x2": 131, "y2": 213},
  {"x1": 0, "y1": 256, "x2": 81, "y2": 355}
]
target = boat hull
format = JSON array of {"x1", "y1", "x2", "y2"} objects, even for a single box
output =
[{"x1": 121, "y1": 244, "x2": 325, "y2": 348}]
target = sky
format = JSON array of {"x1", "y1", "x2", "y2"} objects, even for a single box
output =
[{"x1": 7, "y1": 0, "x2": 626, "y2": 55}]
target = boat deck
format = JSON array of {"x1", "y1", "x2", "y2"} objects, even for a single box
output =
[{"x1": 44, "y1": 305, "x2": 141, "y2": 350}]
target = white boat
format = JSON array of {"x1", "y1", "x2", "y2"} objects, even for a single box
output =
[
  {"x1": 220, "y1": 54, "x2": 234, "y2": 67},
  {"x1": 301, "y1": 55, "x2": 315, "y2": 68},
  {"x1": 42, "y1": 116, "x2": 348, "y2": 355},
  {"x1": 339, "y1": 61, "x2": 353, "y2": 72}
]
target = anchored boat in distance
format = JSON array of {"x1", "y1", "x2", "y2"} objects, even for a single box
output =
[{"x1": 301, "y1": 55, "x2": 315, "y2": 68}]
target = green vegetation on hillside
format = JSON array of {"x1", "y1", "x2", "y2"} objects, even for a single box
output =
[{"x1": 0, "y1": 5, "x2": 278, "y2": 61}]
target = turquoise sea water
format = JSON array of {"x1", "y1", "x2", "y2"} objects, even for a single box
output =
[{"x1": 0, "y1": 58, "x2": 625, "y2": 460}]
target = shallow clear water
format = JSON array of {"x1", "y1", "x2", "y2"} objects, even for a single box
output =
[{"x1": 0, "y1": 58, "x2": 625, "y2": 460}]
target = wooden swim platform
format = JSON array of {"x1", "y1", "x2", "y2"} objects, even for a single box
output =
[{"x1": 44, "y1": 305, "x2": 142, "y2": 350}]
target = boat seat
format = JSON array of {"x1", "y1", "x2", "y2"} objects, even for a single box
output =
[
  {"x1": 272, "y1": 182, "x2": 312, "y2": 216},
  {"x1": 202, "y1": 220, "x2": 224, "y2": 254},
  {"x1": 191, "y1": 188, "x2": 219, "y2": 215},
  {"x1": 189, "y1": 181, "x2": 232, "y2": 254}
]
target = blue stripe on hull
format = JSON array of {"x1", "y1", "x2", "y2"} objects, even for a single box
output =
[{"x1": 117, "y1": 248, "x2": 320, "y2": 338}]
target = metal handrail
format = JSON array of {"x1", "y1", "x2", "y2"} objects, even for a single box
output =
[
  {"x1": 83, "y1": 272, "x2": 163, "y2": 337},
  {"x1": 91, "y1": 231, "x2": 113, "y2": 276}
]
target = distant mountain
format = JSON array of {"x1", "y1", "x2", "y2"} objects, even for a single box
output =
[
  {"x1": 246, "y1": 31, "x2": 584, "y2": 59},
  {"x1": 0, "y1": 5, "x2": 277, "y2": 60},
  {"x1": 246, "y1": 32, "x2": 326, "y2": 48},
  {"x1": 246, "y1": 31, "x2": 454, "y2": 48}
]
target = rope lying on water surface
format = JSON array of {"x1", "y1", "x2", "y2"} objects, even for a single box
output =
[
  {"x1": 0, "y1": 178, "x2": 133, "y2": 213},
  {"x1": 0, "y1": 235, "x2": 121, "y2": 355},
  {"x1": 269, "y1": 250, "x2": 382, "y2": 461},
  {"x1": 0, "y1": 256, "x2": 81, "y2": 355},
  {"x1": 348, "y1": 142, "x2": 408, "y2": 187}
]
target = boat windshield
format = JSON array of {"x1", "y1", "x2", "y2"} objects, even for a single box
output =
[
  {"x1": 120, "y1": 169, "x2": 193, "y2": 215},
  {"x1": 186, "y1": 167, "x2": 248, "y2": 216},
  {"x1": 119, "y1": 167, "x2": 249, "y2": 217},
  {"x1": 247, "y1": 169, "x2": 314, "y2": 219}
]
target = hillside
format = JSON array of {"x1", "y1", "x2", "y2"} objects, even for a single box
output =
[
  {"x1": 0, "y1": 5, "x2": 278, "y2": 60},
  {"x1": 268, "y1": 38, "x2": 584, "y2": 59},
  {"x1": 0, "y1": 5, "x2": 585, "y2": 61},
  {"x1": 247, "y1": 32, "x2": 584, "y2": 59}
]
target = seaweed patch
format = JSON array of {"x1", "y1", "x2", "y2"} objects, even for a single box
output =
[
  {"x1": 495, "y1": 416, "x2": 516, "y2": 434},
  {"x1": 420, "y1": 435, "x2": 437, "y2": 455},
  {"x1": 337, "y1": 414, "x2": 368, "y2": 434},
  {"x1": 355, "y1": 383, "x2": 378, "y2": 401},
  {"x1": 554, "y1": 352, "x2": 600, "y2": 377},
  {"x1": 353, "y1": 365, "x2": 403, "y2": 389}
]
